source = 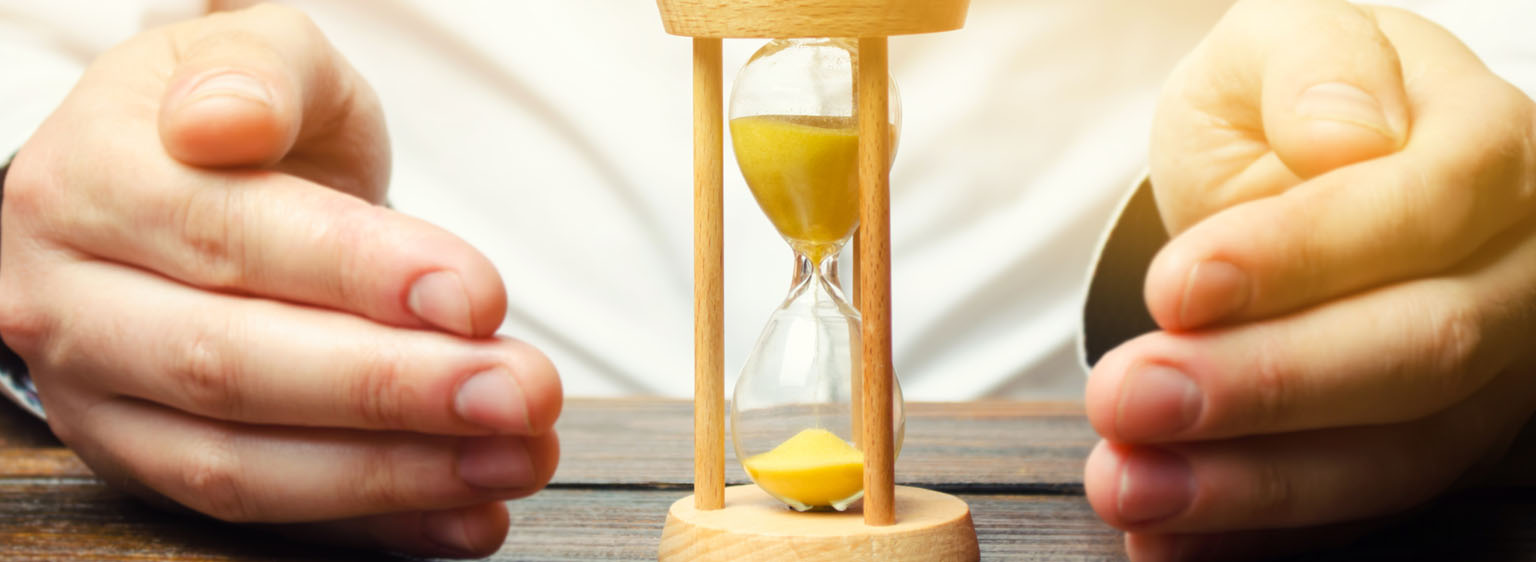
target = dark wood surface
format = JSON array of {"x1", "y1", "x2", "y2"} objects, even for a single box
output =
[{"x1": 3, "y1": 398, "x2": 1536, "y2": 561}]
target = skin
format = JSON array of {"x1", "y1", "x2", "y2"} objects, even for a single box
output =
[
  {"x1": 1, "y1": 5, "x2": 562, "y2": 558},
  {"x1": 1085, "y1": 1, "x2": 1536, "y2": 560},
  {"x1": 5, "y1": 1, "x2": 1532, "y2": 560}
]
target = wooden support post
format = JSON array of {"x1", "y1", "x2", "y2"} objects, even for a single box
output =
[
  {"x1": 693, "y1": 37, "x2": 725, "y2": 512},
  {"x1": 856, "y1": 36, "x2": 895, "y2": 527}
]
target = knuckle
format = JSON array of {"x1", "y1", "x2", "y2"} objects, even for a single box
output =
[
  {"x1": 1, "y1": 150, "x2": 59, "y2": 226},
  {"x1": 174, "y1": 187, "x2": 250, "y2": 291},
  {"x1": 1421, "y1": 298, "x2": 1485, "y2": 396},
  {"x1": 1247, "y1": 460, "x2": 1299, "y2": 523},
  {"x1": 172, "y1": 317, "x2": 245, "y2": 418},
  {"x1": 326, "y1": 202, "x2": 386, "y2": 309},
  {"x1": 1247, "y1": 333, "x2": 1297, "y2": 430},
  {"x1": 181, "y1": 435, "x2": 253, "y2": 521},
  {"x1": 0, "y1": 291, "x2": 51, "y2": 361},
  {"x1": 355, "y1": 445, "x2": 412, "y2": 510},
  {"x1": 349, "y1": 344, "x2": 412, "y2": 429}
]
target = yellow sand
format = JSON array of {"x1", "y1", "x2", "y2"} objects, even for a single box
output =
[
  {"x1": 730, "y1": 115, "x2": 861, "y2": 264},
  {"x1": 743, "y1": 427, "x2": 864, "y2": 511}
]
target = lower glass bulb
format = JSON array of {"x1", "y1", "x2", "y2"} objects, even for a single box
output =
[{"x1": 731, "y1": 256, "x2": 905, "y2": 512}]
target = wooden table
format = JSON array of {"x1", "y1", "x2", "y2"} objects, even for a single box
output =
[{"x1": 3, "y1": 398, "x2": 1536, "y2": 560}]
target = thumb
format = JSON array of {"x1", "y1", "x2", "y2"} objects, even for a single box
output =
[
  {"x1": 1151, "y1": 0, "x2": 1412, "y2": 233},
  {"x1": 156, "y1": 4, "x2": 387, "y2": 195},
  {"x1": 1256, "y1": 3, "x2": 1411, "y2": 179},
  {"x1": 159, "y1": 65, "x2": 293, "y2": 168}
]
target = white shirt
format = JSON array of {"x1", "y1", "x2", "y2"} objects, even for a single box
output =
[{"x1": 2, "y1": 0, "x2": 1533, "y2": 402}]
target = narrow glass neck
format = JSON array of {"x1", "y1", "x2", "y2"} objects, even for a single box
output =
[{"x1": 786, "y1": 250, "x2": 853, "y2": 311}]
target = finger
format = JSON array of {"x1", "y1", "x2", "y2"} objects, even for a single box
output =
[
  {"x1": 74, "y1": 397, "x2": 559, "y2": 523},
  {"x1": 274, "y1": 503, "x2": 511, "y2": 559},
  {"x1": 1147, "y1": 7, "x2": 1536, "y2": 330},
  {"x1": 157, "y1": 4, "x2": 389, "y2": 199},
  {"x1": 31, "y1": 259, "x2": 559, "y2": 435},
  {"x1": 1091, "y1": 216, "x2": 1536, "y2": 443},
  {"x1": 1085, "y1": 362, "x2": 1536, "y2": 534},
  {"x1": 1151, "y1": 0, "x2": 1411, "y2": 235},
  {"x1": 56, "y1": 166, "x2": 507, "y2": 337},
  {"x1": 1085, "y1": 430, "x2": 1446, "y2": 535}
]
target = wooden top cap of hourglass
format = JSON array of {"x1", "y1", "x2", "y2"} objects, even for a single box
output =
[{"x1": 656, "y1": 0, "x2": 970, "y2": 38}]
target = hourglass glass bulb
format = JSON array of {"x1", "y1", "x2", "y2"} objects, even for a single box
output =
[{"x1": 728, "y1": 38, "x2": 904, "y2": 512}]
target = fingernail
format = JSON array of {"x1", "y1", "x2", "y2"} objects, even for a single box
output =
[
  {"x1": 457, "y1": 436, "x2": 536, "y2": 489},
  {"x1": 455, "y1": 367, "x2": 531, "y2": 433},
  {"x1": 179, "y1": 71, "x2": 272, "y2": 110},
  {"x1": 1116, "y1": 364, "x2": 1202, "y2": 441},
  {"x1": 409, "y1": 270, "x2": 474, "y2": 335},
  {"x1": 1294, "y1": 82, "x2": 1395, "y2": 138},
  {"x1": 1179, "y1": 260, "x2": 1249, "y2": 328},
  {"x1": 422, "y1": 509, "x2": 476, "y2": 555},
  {"x1": 1118, "y1": 448, "x2": 1194, "y2": 524}
]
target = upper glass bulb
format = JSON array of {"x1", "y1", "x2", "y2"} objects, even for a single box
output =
[
  {"x1": 727, "y1": 38, "x2": 905, "y2": 512},
  {"x1": 729, "y1": 37, "x2": 901, "y2": 263}
]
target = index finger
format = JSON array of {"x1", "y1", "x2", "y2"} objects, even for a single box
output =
[
  {"x1": 40, "y1": 158, "x2": 507, "y2": 337},
  {"x1": 38, "y1": 259, "x2": 560, "y2": 436}
]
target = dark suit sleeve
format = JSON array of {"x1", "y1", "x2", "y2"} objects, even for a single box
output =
[{"x1": 1080, "y1": 174, "x2": 1167, "y2": 368}]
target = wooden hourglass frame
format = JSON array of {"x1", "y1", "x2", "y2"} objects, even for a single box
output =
[{"x1": 655, "y1": 1, "x2": 979, "y2": 560}]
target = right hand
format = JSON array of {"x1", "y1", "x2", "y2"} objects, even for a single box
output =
[{"x1": 0, "y1": 4, "x2": 562, "y2": 557}]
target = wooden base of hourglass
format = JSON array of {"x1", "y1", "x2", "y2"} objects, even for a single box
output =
[{"x1": 659, "y1": 485, "x2": 979, "y2": 561}]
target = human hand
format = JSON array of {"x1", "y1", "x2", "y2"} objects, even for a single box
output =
[
  {"x1": 1085, "y1": 0, "x2": 1536, "y2": 559},
  {"x1": 0, "y1": 4, "x2": 561, "y2": 558}
]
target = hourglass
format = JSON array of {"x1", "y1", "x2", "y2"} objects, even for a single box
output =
[
  {"x1": 656, "y1": 1, "x2": 979, "y2": 560},
  {"x1": 729, "y1": 36, "x2": 904, "y2": 514}
]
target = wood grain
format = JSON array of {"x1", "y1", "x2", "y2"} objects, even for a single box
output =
[
  {"x1": 9, "y1": 400, "x2": 1536, "y2": 559},
  {"x1": 655, "y1": 0, "x2": 971, "y2": 38},
  {"x1": 692, "y1": 37, "x2": 725, "y2": 512},
  {"x1": 857, "y1": 35, "x2": 896, "y2": 527},
  {"x1": 10, "y1": 480, "x2": 1536, "y2": 561}
]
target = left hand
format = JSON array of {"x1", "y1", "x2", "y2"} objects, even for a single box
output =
[{"x1": 1085, "y1": 1, "x2": 1536, "y2": 559}]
